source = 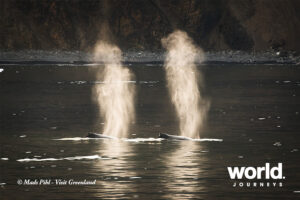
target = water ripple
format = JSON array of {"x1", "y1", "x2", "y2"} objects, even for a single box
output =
[{"x1": 17, "y1": 155, "x2": 105, "y2": 162}]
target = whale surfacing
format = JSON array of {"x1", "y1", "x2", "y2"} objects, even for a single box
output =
[
  {"x1": 158, "y1": 133, "x2": 192, "y2": 140},
  {"x1": 86, "y1": 133, "x2": 116, "y2": 139}
]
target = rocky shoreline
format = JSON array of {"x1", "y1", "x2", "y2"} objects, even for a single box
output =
[{"x1": 0, "y1": 50, "x2": 299, "y2": 65}]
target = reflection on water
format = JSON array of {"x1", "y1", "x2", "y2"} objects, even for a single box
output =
[
  {"x1": 162, "y1": 141, "x2": 203, "y2": 199},
  {"x1": 0, "y1": 64, "x2": 300, "y2": 199},
  {"x1": 92, "y1": 140, "x2": 137, "y2": 199}
]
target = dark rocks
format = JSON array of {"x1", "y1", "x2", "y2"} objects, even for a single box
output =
[{"x1": 0, "y1": 0, "x2": 299, "y2": 53}]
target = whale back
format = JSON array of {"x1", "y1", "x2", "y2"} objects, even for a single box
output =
[
  {"x1": 158, "y1": 133, "x2": 191, "y2": 140},
  {"x1": 158, "y1": 133, "x2": 169, "y2": 139},
  {"x1": 86, "y1": 133, "x2": 115, "y2": 139}
]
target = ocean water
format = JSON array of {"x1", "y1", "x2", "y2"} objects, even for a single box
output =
[{"x1": 0, "y1": 63, "x2": 300, "y2": 199}]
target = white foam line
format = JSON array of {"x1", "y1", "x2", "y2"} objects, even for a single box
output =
[
  {"x1": 53, "y1": 137, "x2": 223, "y2": 142},
  {"x1": 129, "y1": 177, "x2": 142, "y2": 179},
  {"x1": 57, "y1": 64, "x2": 77, "y2": 67},
  {"x1": 124, "y1": 138, "x2": 223, "y2": 142},
  {"x1": 53, "y1": 137, "x2": 91, "y2": 141},
  {"x1": 83, "y1": 63, "x2": 100, "y2": 66},
  {"x1": 53, "y1": 137, "x2": 118, "y2": 141},
  {"x1": 194, "y1": 138, "x2": 223, "y2": 142},
  {"x1": 123, "y1": 138, "x2": 164, "y2": 142},
  {"x1": 94, "y1": 80, "x2": 136, "y2": 84},
  {"x1": 294, "y1": 191, "x2": 300, "y2": 193},
  {"x1": 17, "y1": 155, "x2": 102, "y2": 162}
]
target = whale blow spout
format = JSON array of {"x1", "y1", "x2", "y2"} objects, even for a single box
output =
[
  {"x1": 158, "y1": 133, "x2": 192, "y2": 140},
  {"x1": 93, "y1": 41, "x2": 135, "y2": 138},
  {"x1": 161, "y1": 30, "x2": 209, "y2": 139}
]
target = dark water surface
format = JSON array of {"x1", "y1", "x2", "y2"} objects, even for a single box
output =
[{"x1": 0, "y1": 64, "x2": 300, "y2": 199}]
